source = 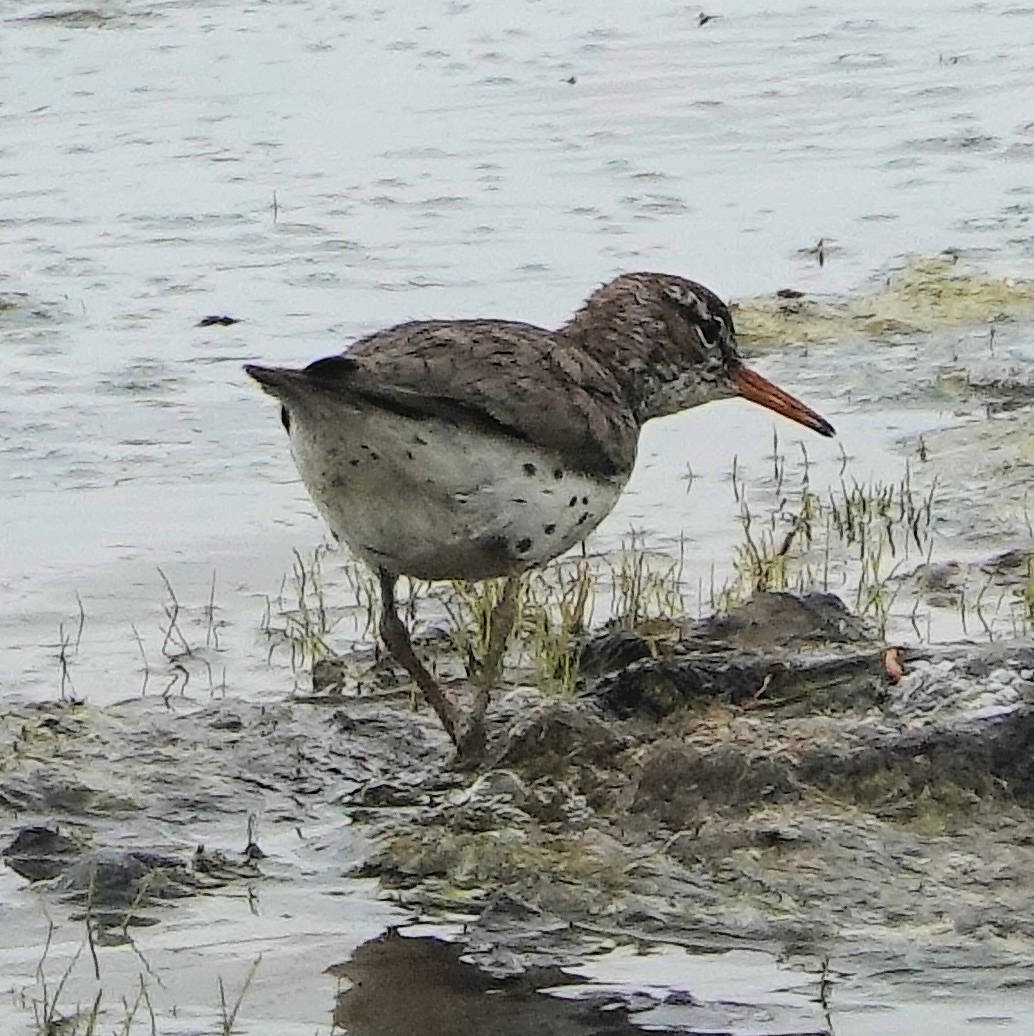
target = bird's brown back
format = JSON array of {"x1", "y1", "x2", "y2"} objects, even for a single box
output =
[{"x1": 307, "y1": 319, "x2": 639, "y2": 477}]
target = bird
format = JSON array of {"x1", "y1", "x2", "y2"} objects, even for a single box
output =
[{"x1": 245, "y1": 272, "x2": 835, "y2": 759}]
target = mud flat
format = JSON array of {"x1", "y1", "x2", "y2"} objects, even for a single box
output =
[{"x1": 3, "y1": 578, "x2": 1034, "y2": 1033}]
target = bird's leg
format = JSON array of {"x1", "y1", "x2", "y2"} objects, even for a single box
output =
[
  {"x1": 457, "y1": 574, "x2": 521, "y2": 762},
  {"x1": 377, "y1": 568, "x2": 461, "y2": 748}
]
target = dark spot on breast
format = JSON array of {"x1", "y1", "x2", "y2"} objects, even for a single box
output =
[
  {"x1": 576, "y1": 512, "x2": 589, "y2": 525},
  {"x1": 510, "y1": 498, "x2": 528, "y2": 505},
  {"x1": 581, "y1": 496, "x2": 589, "y2": 505},
  {"x1": 554, "y1": 469, "x2": 564, "y2": 480},
  {"x1": 407, "y1": 450, "x2": 414, "y2": 460},
  {"x1": 569, "y1": 495, "x2": 578, "y2": 507},
  {"x1": 544, "y1": 523, "x2": 556, "y2": 535},
  {"x1": 523, "y1": 463, "x2": 537, "y2": 477},
  {"x1": 350, "y1": 458, "x2": 360, "y2": 467},
  {"x1": 413, "y1": 434, "x2": 428, "y2": 446},
  {"x1": 515, "y1": 537, "x2": 533, "y2": 554},
  {"x1": 280, "y1": 406, "x2": 291, "y2": 433}
]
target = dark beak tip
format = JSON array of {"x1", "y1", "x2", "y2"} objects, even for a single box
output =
[{"x1": 733, "y1": 365, "x2": 836, "y2": 441}]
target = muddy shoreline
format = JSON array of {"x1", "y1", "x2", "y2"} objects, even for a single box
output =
[{"x1": 4, "y1": 585, "x2": 1034, "y2": 1033}]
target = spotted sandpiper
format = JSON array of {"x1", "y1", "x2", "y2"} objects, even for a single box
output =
[{"x1": 246, "y1": 273, "x2": 834, "y2": 758}]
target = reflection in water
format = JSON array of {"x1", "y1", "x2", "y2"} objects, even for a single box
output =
[{"x1": 330, "y1": 930, "x2": 641, "y2": 1036}]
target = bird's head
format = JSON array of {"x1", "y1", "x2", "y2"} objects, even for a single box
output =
[{"x1": 566, "y1": 272, "x2": 835, "y2": 438}]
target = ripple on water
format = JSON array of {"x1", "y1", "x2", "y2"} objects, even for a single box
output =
[{"x1": 98, "y1": 361, "x2": 182, "y2": 396}]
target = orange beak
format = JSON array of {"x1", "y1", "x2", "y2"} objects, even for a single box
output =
[{"x1": 732, "y1": 365, "x2": 835, "y2": 438}]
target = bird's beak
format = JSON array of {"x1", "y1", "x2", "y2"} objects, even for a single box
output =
[{"x1": 732, "y1": 364, "x2": 836, "y2": 438}]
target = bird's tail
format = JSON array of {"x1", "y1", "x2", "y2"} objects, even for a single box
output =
[{"x1": 243, "y1": 364, "x2": 306, "y2": 399}]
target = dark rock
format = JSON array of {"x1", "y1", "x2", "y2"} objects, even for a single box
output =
[
  {"x1": 354, "y1": 780, "x2": 430, "y2": 807},
  {"x1": 694, "y1": 592, "x2": 870, "y2": 649},
  {"x1": 59, "y1": 848, "x2": 193, "y2": 908},
  {"x1": 631, "y1": 743, "x2": 798, "y2": 825},
  {"x1": 579, "y1": 629, "x2": 654, "y2": 675},
  {"x1": 586, "y1": 593, "x2": 887, "y2": 719},
  {"x1": 196, "y1": 314, "x2": 240, "y2": 326},
  {"x1": 3, "y1": 825, "x2": 85, "y2": 881},
  {"x1": 595, "y1": 647, "x2": 888, "y2": 719},
  {"x1": 799, "y1": 694, "x2": 1034, "y2": 803}
]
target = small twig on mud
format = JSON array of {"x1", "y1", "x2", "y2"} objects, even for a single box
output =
[
  {"x1": 74, "y1": 592, "x2": 87, "y2": 652},
  {"x1": 818, "y1": 955, "x2": 836, "y2": 1034},
  {"x1": 84, "y1": 877, "x2": 101, "y2": 981},
  {"x1": 883, "y1": 647, "x2": 904, "y2": 684},
  {"x1": 244, "y1": 812, "x2": 265, "y2": 861},
  {"x1": 163, "y1": 662, "x2": 189, "y2": 704},
  {"x1": 56, "y1": 623, "x2": 75, "y2": 700},
  {"x1": 754, "y1": 671, "x2": 775, "y2": 700}
]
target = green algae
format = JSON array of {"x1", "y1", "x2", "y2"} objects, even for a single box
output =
[{"x1": 735, "y1": 255, "x2": 1034, "y2": 348}]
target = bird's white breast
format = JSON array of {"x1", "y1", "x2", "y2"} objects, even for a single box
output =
[{"x1": 287, "y1": 394, "x2": 625, "y2": 581}]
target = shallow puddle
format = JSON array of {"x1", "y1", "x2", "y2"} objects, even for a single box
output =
[{"x1": 332, "y1": 929, "x2": 1034, "y2": 1035}]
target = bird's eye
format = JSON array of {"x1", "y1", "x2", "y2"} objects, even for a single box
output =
[
  {"x1": 664, "y1": 285, "x2": 727, "y2": 349},
  {"x1": 696, "y1": 311, "x2": 726, "y2": 348}
]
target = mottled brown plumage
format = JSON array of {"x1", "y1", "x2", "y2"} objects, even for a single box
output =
[
  {"x1": 246, "y1": 272, "x2": 834, "y2": 758},
  {"x1": 303, "y1": 317, "x2": 636, "y2": 477}
]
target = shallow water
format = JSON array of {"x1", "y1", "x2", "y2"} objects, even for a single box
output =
[
  {"x1": 4, "y1": 0, "x2": 1034, "y2": 706},
  {"x1": 3, "y1": 0, "x2": 1034, "y2": 1031},
  {"x1": 332, "y1": 927, "x2": 1034, "y2": 1036}
]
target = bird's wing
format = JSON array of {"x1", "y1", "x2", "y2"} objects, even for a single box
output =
[{"x1": 304, "y1": 320, "x2": 638, "y2": 477}]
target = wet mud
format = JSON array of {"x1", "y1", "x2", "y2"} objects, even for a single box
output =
[{"x1": 4, "y1": 591, "x2": 1034, "y2": 1032}]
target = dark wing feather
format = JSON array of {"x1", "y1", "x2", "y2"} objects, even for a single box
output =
[{"x1": 304, "y1": 320, "x2": 637, "y2": 477}]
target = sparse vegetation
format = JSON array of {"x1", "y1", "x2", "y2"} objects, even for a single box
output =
[
  {"x1": 14, "y1": 905, "x2": 261, "y2": 1036},
  {"x1": 519, "y1": 557, "x2": 595, "y2": 696},
  {"x1": 434, "y1": 537, "x2": 689, "y2": 699},
  {"x1": 608, "y1": 533, "x2": 685, "y2": 629},
  {"x1": 257, "y1": 432, "x2": 1030, "y2": 699},
  {"x1": 217, "y1": 956, "x2": 262, "y2": 1036},
  {"x1": 260, "y1": 545, "x2": 340, "y2": 675}
]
